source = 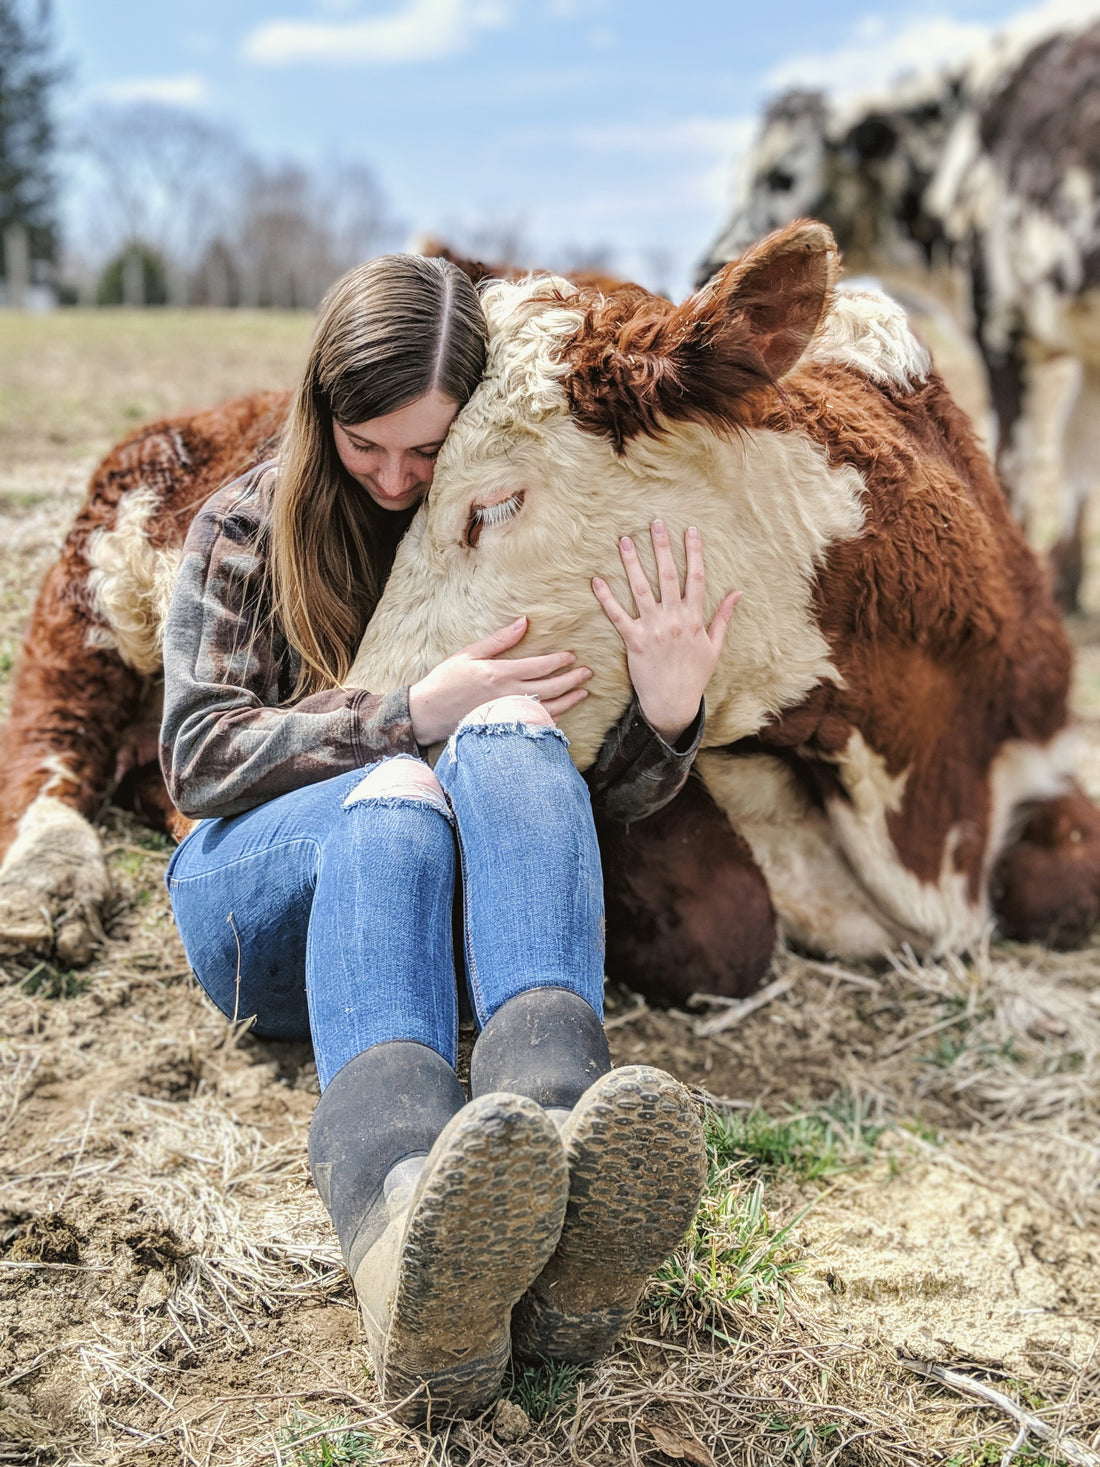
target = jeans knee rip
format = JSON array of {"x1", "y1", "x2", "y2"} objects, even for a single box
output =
[
  {"x1": 342, "y1": 783, "x2": 453, "y2": 822},
  {"x1": 446, "y1": 721, "x2": 569, "y2": 759}
]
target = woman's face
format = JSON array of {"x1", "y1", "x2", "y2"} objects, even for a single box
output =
[{"x1": 333, "y1": 389, "x2": 460, "y2": 513}]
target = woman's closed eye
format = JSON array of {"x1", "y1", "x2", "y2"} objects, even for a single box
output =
[
  {"x1": 343, "y1": 438, "x2": 441, "y2": 460},
  {"x1": 465, "y1": 491, "x2": 525, "y2": 548}
]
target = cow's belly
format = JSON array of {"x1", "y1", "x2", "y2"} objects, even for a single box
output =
[
  {"x1": 695, "y1": 748, "x2": 926, "y2": 960},
  {"x1": 817, "y1": 729, "x2": 988, "y2": 955},
  {"x1": 698, "y1": 725, "x2": 1082, "y2": 961}
]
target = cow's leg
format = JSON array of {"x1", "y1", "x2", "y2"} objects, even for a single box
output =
[
  {"x1": 991, "y1": 786, "x2": 1100, "y2": 948},
  {"x1": 0, "y1": 559, "x2": 145, "y2": 965},
  {"x1": 984, "y1": 333, "x2": 1033, "y2": 528},
  {"x1": 1050, "y1": 360, "x2": 1099, "y2": 613},
  {"x1": 982, "y1": 337, "x2": 1090, "y2": 611},
  {"x1": 597, "y1": 775, "x2": 776, "y2": 1007}
]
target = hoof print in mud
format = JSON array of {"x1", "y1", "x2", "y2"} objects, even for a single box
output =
[{"x1": 0, "y1": 796, "x2": 110, "y2": 966}]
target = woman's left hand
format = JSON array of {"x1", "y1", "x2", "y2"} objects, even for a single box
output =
[{"x1": 592, "y1": 520, "x2": 741, "y2": 744}]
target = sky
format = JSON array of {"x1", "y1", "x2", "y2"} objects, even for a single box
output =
[{"x1": 49, "y1": 0, "x2": 1096, "y2": 297}]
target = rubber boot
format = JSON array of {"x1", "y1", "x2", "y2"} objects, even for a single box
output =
[
  {"x1": 469, "y1": 986, "x2": 612, "y2": 1112},
  {"x1": 510, "y1": 1064, "x2": 708, "y2": 1364},
  {"x1": 470, "y1": 991, "x2": 707, "y2": 1365},
  {"x1": 308, "y1": 1040, "x2": 569, "y2": 1425}
]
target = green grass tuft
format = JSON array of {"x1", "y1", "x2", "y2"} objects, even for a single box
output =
[
  {"x1": 645, "y1": 1168, "x2": 805, "y2": 1338},
  {"x1": 507, "y1": 1358, "x2": 586, "y2": 1422},
  {"x1": 945, "y1": 1443, "x2": 1068, "y2": 1466},
  {"x1": 764, "y1": 1415, "x2": 841, "y2": 1460},
  {"x1": 705, "y1": 1094, "x2": 887, "y2": 1182},
  {"x1": 20, "y1": 961, "x2": 91, "y2": 1000},
  {"x1": 277, "y1": 1411, "x2": 382, "y2": 1466},
  {"x1": 0, "y1": 489, "x2": 47, "y2": 513}
]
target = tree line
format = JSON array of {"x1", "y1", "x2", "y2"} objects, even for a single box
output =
[{"x1": 0, "y1": 0, "x2": 396, "y2": 309}]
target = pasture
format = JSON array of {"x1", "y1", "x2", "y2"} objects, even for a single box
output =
[{"x1": 1, "y1": 309, "x2": 1098, "y2": 1467}]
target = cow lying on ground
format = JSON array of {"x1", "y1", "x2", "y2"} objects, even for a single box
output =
[
  {"x1": 0, "y1": 393, "x2": 290, "y2": 966},
  {"x1": 698, "y1": 16, "x2": 1100, "y2": 610},
  {"x1": 2, "y1": 222, "x2": 1098, "y2": 998}
]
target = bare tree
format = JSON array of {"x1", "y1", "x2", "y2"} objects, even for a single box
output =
[
  {"x1": 1, "y1": 0, "x2": 62, "y2": 302},
  {"x1": 72, "y1": 102, "x2": 396, "y2": 307},
  {"x1": 233, "y1": 157, "x2": 396, "y2": 308},
  {"x1": 76, "y1": 102, "x2": 249, "y2": 299}
]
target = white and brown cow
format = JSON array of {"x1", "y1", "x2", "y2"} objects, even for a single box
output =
[
  {"x1": 0, "y1": 392, "x2": 290, "y2": 965},
  {"x1": 1, "y1": 223, "x2": 1097, "y2": 1000},
  {"x1": 699, "y1": 17, "x2": 1100, "y2": 610},
  {"x1": 345, "y1": 220, "x2": 1100, "y2": 967}
]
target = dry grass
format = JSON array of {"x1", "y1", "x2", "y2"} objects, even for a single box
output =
[{"x1": 1, "y1": 311, "x2": 1099, "y2": 1467}]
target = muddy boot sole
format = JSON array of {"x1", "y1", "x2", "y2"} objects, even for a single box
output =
[
  {"x1": 511, "y1": 1065, "x2": 707, "y2": 1364},
  {"x1": 359, "y1": 1093, "x2": 568, "y2": 1426}
]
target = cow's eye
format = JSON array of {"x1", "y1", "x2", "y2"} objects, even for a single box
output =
[{"x1": 465, "y1": 491, "x2": 525, "y2": 548}]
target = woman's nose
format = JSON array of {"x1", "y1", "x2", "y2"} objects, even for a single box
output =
[{"x1": 376, "y1": 454, "x2": 417, "y2": 497}]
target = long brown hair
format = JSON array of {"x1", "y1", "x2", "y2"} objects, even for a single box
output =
[{"x1": 272, "y1": 253, "x2": 487, "y2": 696}]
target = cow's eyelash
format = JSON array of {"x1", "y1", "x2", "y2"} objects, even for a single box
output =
[
  {"x1": 473, "y1": 494, "x2": 524, "y2": 528},
  {"x1": 466, "y1": 491, "x2": 525, "y2": 547}
]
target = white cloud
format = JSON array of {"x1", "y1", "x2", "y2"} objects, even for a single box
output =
[
  {"x1": 764, "y1": 14, "x2": 990, "y2": 98},
  {"x1": 242, "y1": 0, "x2": 511, "y2": 65},
  {"x1": 95, "y1": 73, "x2": 209, "y2": 106},
  {"x1": 765, "y1": 0, "x2": 1100, "y2": 102}
]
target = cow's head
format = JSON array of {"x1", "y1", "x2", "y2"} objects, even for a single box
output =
[
  {"x1": 697, "y1": 92, "x2": 832, "y2": 283},
  {"x1": 698, "y1": 82, "x2": 962, "y2": 286},
  {"x1": 348, "y1": 220, "x2": 870, "y2": 765}
]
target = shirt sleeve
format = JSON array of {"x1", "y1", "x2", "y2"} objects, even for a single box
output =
[
  {"x1": 585, "y1": 696, "x2": 705, "y2": 824},
  {"x1": 159, "y1": 472, "x2": 420, "y2": 819}
]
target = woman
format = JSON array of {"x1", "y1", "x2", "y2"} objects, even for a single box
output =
[{"x1": 160, "y1": 254, "x2": 739, "y2": 1426}]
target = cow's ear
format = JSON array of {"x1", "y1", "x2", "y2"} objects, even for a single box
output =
[
  {"x1": 565, "y1": 219, "x2": 837, "y2": 451},
  {"x1": 705, "y1": 218, "x2": 838, "y2": 380}
]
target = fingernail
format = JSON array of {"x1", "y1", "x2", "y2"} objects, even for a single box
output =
[
  {"x1": 620, "y1": 536, "x2": 632, "y2": 549},
  {"x1": 731, "y1": 589, "x2": 743, "y2": 603},
  {"x1": 652, "y1": 519, "x2": 665, "y2": 534},
  {"x1": 512, "y1": 616, "x2": 526, "y2": 628},
  {"x1": 687, "y1": 525, "x2": 700, "y2": 540},
  {"x1": 592, "y1": 576, "x2": 604, "y2": 589}
]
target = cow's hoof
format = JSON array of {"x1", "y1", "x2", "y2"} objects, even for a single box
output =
[{"x1": 0, "y1": 796, "x2": 110, "y2": 967}]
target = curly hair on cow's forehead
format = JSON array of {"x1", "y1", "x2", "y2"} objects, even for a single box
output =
[{"x1": 271, "y1": 253, "x2": 489, "y2": 700}]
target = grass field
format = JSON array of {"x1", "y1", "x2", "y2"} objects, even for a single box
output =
[{"x1": 0, "y1": 310, "x2": 1098, "y2": 1467}]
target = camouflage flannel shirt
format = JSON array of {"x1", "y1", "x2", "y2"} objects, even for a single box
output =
[{"x1": 159, "y1": 463, "x2": 705, "y2": 823}]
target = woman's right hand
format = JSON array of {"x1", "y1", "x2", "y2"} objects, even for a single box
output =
[{"x1": 407, "y1": 616, "x2": 591, "y2": 745}]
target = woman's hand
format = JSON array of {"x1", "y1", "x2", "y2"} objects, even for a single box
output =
[
  {"x1": 408, "y1": 617, "x2": 591, "y2": 745},
  {"x1": 592, "y1": 521, "x2": 740, "y2": 744}
]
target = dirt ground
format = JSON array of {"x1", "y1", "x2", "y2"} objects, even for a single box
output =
[{"x1": 0, "y1": 310, "x2": 1097, "y2": 1467}]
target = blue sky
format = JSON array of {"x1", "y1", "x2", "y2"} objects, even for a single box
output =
[{"x1": 51, "y1": 0, "x2": 1091, "y2": 296}]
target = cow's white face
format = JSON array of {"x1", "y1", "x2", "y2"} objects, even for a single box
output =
[
  {"x1": 347, "y1": 224, "x2": 880, "y2": 767},
  {"x1": 347, "y1": 281, "x2": 650, "y2": 760}
]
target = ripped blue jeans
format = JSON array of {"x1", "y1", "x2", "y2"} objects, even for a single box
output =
[{"x1": 165, "y1": 718, "x2": 606, "y2": 1090}]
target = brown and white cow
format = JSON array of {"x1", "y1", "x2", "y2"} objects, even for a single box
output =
[
  {"x1": 698, "y1": 17, "x2": 1100, "y2": 610},
  {"x1": 0, "y1": 392, "x2": 289, "y2": 965},
  {"x1": 2, "y1": 223, "x2": 1097, "y2": 997},
  {"x1": 344, "y1": 220, "x2": 1100, "y2": 963}
]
